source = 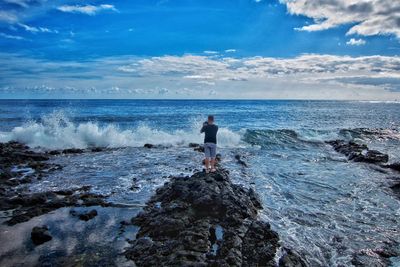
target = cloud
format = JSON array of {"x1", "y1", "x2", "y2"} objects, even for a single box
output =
[
  {"x1": 280, "y1": 0, "x2": 400, "y2": 39},
  {"x1": 18, "y1": 23, "x2": 58, "y2": 33},
  {"x1": 57, "y1": 4, "x2": 118, "y2": 16},
  {"x1": 1, "y1": 53, "x2": 400, "y2": 99},
  {"x1": 0, "y1": 32, "x2": 25, "y2": 40},
  {"x1": 224, "y1": 49, "x2": 236, "y2": 53},
  {"x1": 0, "y1": 10, "x2": 18, "y2": 23},
  {"x1": 346, "y1": 38, "x2": 366, "y2": 46}
]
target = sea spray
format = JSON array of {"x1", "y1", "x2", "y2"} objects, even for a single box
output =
[{"x1": 0, "y1": 111, "x2": 244, "y2": 149}]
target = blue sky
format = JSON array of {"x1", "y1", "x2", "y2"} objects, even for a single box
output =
[{"x1": 0, "y1": 0, "x2": 400, "y2": 99}]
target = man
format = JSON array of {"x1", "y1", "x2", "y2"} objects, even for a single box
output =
[{"x1": 200, "y1": 115, "x2": 218, "y2": 173}]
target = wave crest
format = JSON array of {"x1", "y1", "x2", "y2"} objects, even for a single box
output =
[{"x1": 0, "y1": 112, "x2": 243, "y2": 149}]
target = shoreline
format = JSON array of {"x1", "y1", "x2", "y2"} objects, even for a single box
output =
[{"x1": 1, "y1": 140, "x2": 400, "y2": 266}]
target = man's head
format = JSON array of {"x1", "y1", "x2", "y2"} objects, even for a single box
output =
[{"x1": 207, "y1": 115, "x2": 214, "y2": 124}]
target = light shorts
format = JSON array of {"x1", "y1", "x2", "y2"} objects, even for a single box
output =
[{"x1": 204, "y1": 142, "x2": 217, "y2": 159}]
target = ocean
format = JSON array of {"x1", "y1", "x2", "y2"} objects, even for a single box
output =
[{"x1": 1, "y1": 99, "x2": 400, "y2": 266}]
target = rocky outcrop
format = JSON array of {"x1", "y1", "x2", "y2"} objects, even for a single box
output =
[
  {"x1": 4, "y1": 187, "x2": 108, "y2": 226},
  {"x1": 125, "y1": 170, "x2": 306, "y2": 266},
  {"x1": 326, "y1": 140, "x2": 388, "y2": 164},
  {"x1": 31, "y1": 225, "x2": 52, "y2": 245},
  {"x1": 70, "y1": 209, "x2": 98, "y2": 221}
]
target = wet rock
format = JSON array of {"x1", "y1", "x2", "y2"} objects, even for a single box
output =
[
  {"x1": 234, "y1": 154, "x2": 248, "y2": 167},
  {"x1": 189, "y1": 143, "x2": 200, "y2": 148},
  {"x1": 4, "y1": 188, "x2": 107, "y2": 226},
  {"x1": 144, "y1": 143, "x2": 154, "y2": 149},
  {"x1": 327, "y1": 140, "x2": 389, "y2": 164},
  {"x1": 390, "y1": 183, "x2": 400, "y2": 196},
  {"x1": 62, "y1": 148, "x2": 84, "y2": 154},
  {"x1": 70, "y1": 209, "x2": 98, "y2": 221},
  {"x1": 385, "y1": 162, "x2": 400, "y2": 172},
  {"x1": 125, "y1": 170, "x2": 296, "y2": 266},
  {"x1": 31, "y1": 225, "x2": 52, "y2": 245},
  {"x1": 90, "y1": 147, "x2": 104, "y2": 152},
  {"x1": 279, "y1": 248, "x2": 308, "y2": 267},
  {"x1": 194, "y1": 146, "x2": 205, "y2": 153}
]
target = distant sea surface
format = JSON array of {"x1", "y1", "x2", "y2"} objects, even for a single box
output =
[{"x1": 1, "y1": 99, "x2": 400, "y2": 266}]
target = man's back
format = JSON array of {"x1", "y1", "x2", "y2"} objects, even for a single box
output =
[{"x1": 201, "y1": 123, "x2": 218, "y2": 144}]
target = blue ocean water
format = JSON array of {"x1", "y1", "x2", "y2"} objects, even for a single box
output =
[{"x1": 1, "y1": 99, "x2": 400, "y2": 266}]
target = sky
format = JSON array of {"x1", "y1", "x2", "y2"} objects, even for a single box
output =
[{"x1": 0, "y1": 0, "x2": 400, "y2": 100}]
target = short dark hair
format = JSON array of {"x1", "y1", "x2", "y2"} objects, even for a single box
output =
[{"x1": 208, "y1": 115, "x2": 214, "y2": 121}]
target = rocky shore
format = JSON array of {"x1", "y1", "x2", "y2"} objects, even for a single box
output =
[
  {"x1": 125, "y1": 169, "x2": 306, "y2": 266},
  {"x1": 0, "y1": 141, "x2": 108, "y2": 227},
  {"x1": 327, "y1": 140, "x2": 400, "y2": 198}
]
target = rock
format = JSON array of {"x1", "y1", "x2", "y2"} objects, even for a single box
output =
[
  {"x1": 62, "y1": 148, "x2": 84, "y2": 154},
  {"x1": 90, "y1": 147, "x2": 104, "y2": 152},
  {"x1": 144, "y1": 143, "x2": 154, "y2": 149},
  {"x1": 125, "y1": 169, "x2": 296, "y2": 266},
  {"x1": 279, "y1": 248, "x2": 308, "y2": 267},
  {"x1": 31, "y1": 225, "x2": 52, "y2": 245},
  {"x1": 385, "y1": 162, "x2": 400, "y2": 172},
  {"x1": 194, "y1": 146, "x2": 204, "y2": 153},
  {"x1": 74, "y1": 209, "x2": 98, "y2": 221},
  {"x1": 234, "y1": 154, "x2": 248, "y2": 167},
  {"x1": 327, "y1": 140, "x2": 389, "y2": 164},
  {"x1": 188, "y1": 143, "x2": 200, "y2": 148}
]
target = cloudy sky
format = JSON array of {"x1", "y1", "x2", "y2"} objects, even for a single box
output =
[{"x1": 0, "y1": 0, "x2": 399, "y2": 99}]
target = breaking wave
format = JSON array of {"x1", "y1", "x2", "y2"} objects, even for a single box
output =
[{"x1": 0, "y1": 112, "x2": 243, "y2": 149}]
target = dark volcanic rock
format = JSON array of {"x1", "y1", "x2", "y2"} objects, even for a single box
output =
[
  {"x1": 76, "y1": 209, "x2": 98, "y2": 221},
  {"x1": 327, "y1": 140, "x2": 389, "y2": 164},
  {"x1": 62, "y1": 148, "x2": 84, "y2": 154},
  {"x1": 194, "y1": 146, "x2": 205, "y2": 153},
  {"x1": 279, "y1": 248, "x2": 308, "y2": 267},
  {"x1": 234, "y1": 154, "x2": 248, "y2": 167},
  {"x1": 385, "y1": 162, "x2": 400, "y2": 172},
  {"x1": 143, "y1": 143, "x2": 154, "y2": 149},
  {"x1": 31, "y1": 225, "x2": 52, "y2": 245},
  {"x1": 4, "y1": 188, "x2": 107, "y2": 226},
  {"x1": 125, "y1": 170, "x2": 303, "y2": 266},
  {"x1": 189, "y1": 143, "x2": 200, "y2": 148}
]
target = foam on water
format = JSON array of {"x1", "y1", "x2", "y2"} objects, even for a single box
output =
[{"x1": 0, "y1": 111, "x2": 243, "y2": 149}]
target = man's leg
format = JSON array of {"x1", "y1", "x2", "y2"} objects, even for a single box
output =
[
  {"x1": 210, "y1": 144, "x2": 217, "y2": 172},
  {"x1": 204, "y1": 144, "x2": 211, "y2": 171},
  {"x1": 205, "y1": 158, "x2": 210, "y2": 171}
]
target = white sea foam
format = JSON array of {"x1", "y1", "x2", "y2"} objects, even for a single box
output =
[{"x1": 0, "y1": 112, "x2": 244, "y2": 149}]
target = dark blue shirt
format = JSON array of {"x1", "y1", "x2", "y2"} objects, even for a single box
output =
[{"x1": 200, "y1": 123, "x2": 218, "y2": 144}]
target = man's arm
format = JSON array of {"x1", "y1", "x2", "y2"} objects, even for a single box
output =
[{"x1": 200, "y1": 122, "x2": 207, "y2": 133}]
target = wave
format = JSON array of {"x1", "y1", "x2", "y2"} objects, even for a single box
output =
[
  {"x1": 0, "y1": 112, "x2": 243, "y2": 149},
  {"x1": 242, "y1": 127, "x2": 400, "y2": 148}
]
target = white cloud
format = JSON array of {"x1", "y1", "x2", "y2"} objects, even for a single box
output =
[
  {"x1": 225, "y1": 49, "x2": 237, "y2": 53},
  {"x1": 280, "y1": 0, "x2": 400, "y2": 39},
  {"x1": 204, "y1": 50, "x2": 219, "y2": 55},
  {"x1": 18, "y1": 23, "x2": 58, "y2": 34},
  {"x1": 57, "y1": 4, "x2": 118, "y2": 16},
  {"x1": 1, "y1": 53, "x2": 400, "y2": 99},
  {"x1": 0, "y1": 32, "x2": 25, "y2": 40},
  {"x1": 0, "y1": 10, "x2": 18, "y2": 23},
  {"x1": 346, "y1": 38, "x2": 366, "y2": 46}
]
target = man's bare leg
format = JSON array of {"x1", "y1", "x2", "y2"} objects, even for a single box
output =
[
  {"x1": 210, "y1": 158, "x2": 216, "y2": 172},
  {"x1": 205, "y1": 158, "x2": 210, "y2": 172}
]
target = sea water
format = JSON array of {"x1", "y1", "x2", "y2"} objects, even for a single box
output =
[{"x1": 0, "y1": 99, "x2": 400, "y2": 266}]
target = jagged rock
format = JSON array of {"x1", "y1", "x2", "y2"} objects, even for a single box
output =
[
  {"x1": 189, "y1": 143, "x2": 200, "y2": 148},
  {"x1": 62, "y1": 148, "x2": 84, "y2": 154},
  {"x1": 144, "y1": 143, "x2": 154, "y2": 148},
  {"x1": 327, "y1": 140, "x2": 388, "y2": 164},
  {"x1": 279, "y1": 248, "x2": 308, "y2": 267},
  {"x1": 235, "y1": 154, "x2": 248, "y2": 167},
  {"x1": 70, "y1": 209, "x2": 98, "y2": 221},
  {"x1": 31, "y1": 225, "x2": 52, "y2": 245},
  {"x1": 194, "y1": 146, "x2": 205, "y2": 153},
  {"x1": 125, "y1": 170, "x2": 297, "y2": 266},
  {"x1": 385, "y1": 162, "x2": 400, "y2": 172}
]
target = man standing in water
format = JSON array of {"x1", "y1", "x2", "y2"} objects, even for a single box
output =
[{"x1": 200, "y1": 115, "x2": 218, "y2": 173}]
